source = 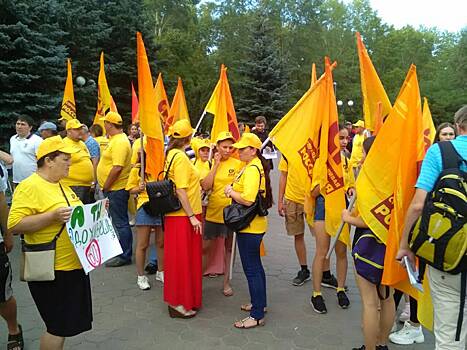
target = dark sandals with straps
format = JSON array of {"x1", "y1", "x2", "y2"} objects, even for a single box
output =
[{"x1": 7, "y1": 324, "x2": 24, "y2": 350}]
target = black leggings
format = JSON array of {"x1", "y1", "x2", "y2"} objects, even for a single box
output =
[{"x1": 393, "y1": 289, "x2": 419, "y2": 323}]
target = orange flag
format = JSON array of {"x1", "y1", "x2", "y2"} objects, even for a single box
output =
[
  {"x1": 154, "y1": 73, "x2": 170, "y2": 126},
  {"x1": 422, "y1": 97, "x2": 436, "y2": 152},
  {"x1": 93, "y1": 52, "x2": 114, "y2": 131},
  {"x1": 315, "y1": 58, "x2": 349, "y2": 245},
  {"x1": 60, "y1": 59, "x2": 77, "y2": 121},
  {"x1": 310, "y1": 63, "x2": 317, "y2": 88},
  {"x1": 131, "y1": 82, "x2": 139, "y2": 123},
  {"x1": 356, "y1": 32, "x2": 392, "y2": 132},
  {"x1": 165, "y1": 77, "x2": 190, "y2": 133},
  {"x1": 136, "y1": 32, "x2": 165, "y2": 178},
  {"x1": 207, "y1": 64, "x2": 240, "y2": 142}
]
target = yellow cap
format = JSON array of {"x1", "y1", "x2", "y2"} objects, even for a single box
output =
[
  {"x1": 215, "y1": 131, "x2": 235, "y2": 144},
  {"x1": 352, "y1": 120, "x2": 365, "y2": 128},
  {"x1": 232, "y1": 133, "x2": 262, "y2": 150},
  {"x1": 66, "y1": 119, "x2": 84, "y2": 130},
  {"x1": 169, "y1": 119, "x2": 193, "y2": 139},
  {"x1": 36, "y1": 136, "x2": 79, "y2": 160},
  {"x1": 191, "y1": 137, "x2": 211, "y2": 154},
  {"x1": 100, "y1": 111, "x2": 123, "y2": 125}
]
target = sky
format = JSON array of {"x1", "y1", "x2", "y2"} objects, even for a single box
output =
[{"x1": 356, "y1": 0, "x2": 466, "y2": 32}]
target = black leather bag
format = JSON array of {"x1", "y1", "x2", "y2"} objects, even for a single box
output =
[
  {"x1": 143, "y1": 152, "x2": 181, "y2": 216},
  {"x1": 223, "y1": 165, "x2": 268, "y2": 232}
]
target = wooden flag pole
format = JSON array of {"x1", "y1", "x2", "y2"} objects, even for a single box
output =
[
  {"x1": 193, "y1": 110, "x2": 207, "y2": 136},
  {"x1": 139, "y1": 132, "x2": 145, "y2": 179}
]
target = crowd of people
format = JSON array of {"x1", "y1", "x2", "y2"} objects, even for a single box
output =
[{"x1": 0, "y1": 107, "x2": 465, "y2": 350}]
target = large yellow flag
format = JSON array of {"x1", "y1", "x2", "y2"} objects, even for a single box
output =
[
  {"x1": 165, "y1": 78, "x2": 190, "y2": 133},
  {"x1": 310, "y1": 63, "x2": 317, "y2": 88},
  {"x1": 356, "y1": 32, "x2": 392, "y2": 132},
  {"x1": 315, "y1": 58, "x2": 350, "y2": 245},
  {"x1": 269, "y1": 67, "x2": 327, "y2": 218},
  {"x1": 60, "y1": 59, "x2": 76, "y2": 121},
  {"x1": 93, "y1": 52, "x2": 113, "y2": 129},
  {"x1": 154, "y1": 73, "x2": 170, "y2": 126},
  {"x1": 208, "y1": 65, "x2": 240, "y2": 142},
  {"x1": 136, "y1": 32, "x2": 164, "y2": 178}
]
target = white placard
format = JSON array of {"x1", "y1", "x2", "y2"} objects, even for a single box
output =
[{"x1": 66, "y1": 200, "x2": 123, "y2": 273}]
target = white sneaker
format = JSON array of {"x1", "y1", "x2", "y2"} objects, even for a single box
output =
[
  {"x1": 399, "y1": 302, "x2": 410, "y2": 322},
  {"x1": 156, "y1": 271, "x2": 164, "y2": 283},
  {"x1": 137, "y1": 275, "x2": 151, "y2": 290},
  {"x1": 389, "y1": 321, "x2": 424, "y2": 345}
]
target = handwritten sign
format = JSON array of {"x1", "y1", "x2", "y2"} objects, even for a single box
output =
[{"x1": 66, "y1": 200, "x2": 123, "y2": 273}]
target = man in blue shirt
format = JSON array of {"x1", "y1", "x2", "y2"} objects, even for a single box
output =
[{"x1": 397, "y1": 105, "x2": 467, "y2": 350}]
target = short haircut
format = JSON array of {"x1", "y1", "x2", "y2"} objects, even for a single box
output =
[
  {"x1": 255, "y1": 116, "x2": 267, "y2": 125},
  {"x1": 454, "y1": 105, "x2": 467, "y2": 131},
  {"x1": 37, "y1": 150, "x2": 62, "y2": 167},
  {"x1": 17, "y1": 116, "x2": 34, "y2": 127}
]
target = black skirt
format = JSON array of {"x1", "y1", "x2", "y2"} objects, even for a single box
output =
[{"x1": 28, "y1": 269, "x2": 92, "y2": 337}]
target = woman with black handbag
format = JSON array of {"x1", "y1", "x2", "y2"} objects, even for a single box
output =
[
  {"x1": 163, "y1": 120, "x2": 203, "y2": 319},
  {"x1": 223, "y1": 133, "x2": 273, "y2": 329},
  {"x1": 8, "y1": 136, "x2": 92, "y2": 350}
]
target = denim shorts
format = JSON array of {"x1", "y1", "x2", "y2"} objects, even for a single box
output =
[
  {"x1": 314, "y1": 195, "x2": 325, "y2": 221},
  {"x1": 136, "y1": 206, "x2": 162, "y2": 226}
]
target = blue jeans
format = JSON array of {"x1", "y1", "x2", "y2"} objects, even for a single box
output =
[
  {"x1": 148, "y1": 245, "x2": 157, "y2": 265},
  {"x1": 237, "y1": 233, "x2": 266, "y2": 320},
  {"x1": 105, "y1": 189, "x2": 133, "y2": 262}
]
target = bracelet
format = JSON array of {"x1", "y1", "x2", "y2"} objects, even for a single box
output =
[{"x1": 188, "y1": 214, "x2": 195, "y2": 218}]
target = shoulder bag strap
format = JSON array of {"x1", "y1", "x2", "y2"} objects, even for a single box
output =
[
  {"x1": 250, "y1": 164, "x2": 263, "y2": 191},
  {"x1": 162, "y1": 151, "x2": 181, "y2": 180},
  {"x1": 54, "y1": 183, "x2": 70, "y2": 241}
]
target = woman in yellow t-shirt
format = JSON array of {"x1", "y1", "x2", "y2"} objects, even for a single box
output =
[
  {"x1": 8, "y1": 136, "x2": 92, "y2": 348},
  {"x1": 125, "y1": 150, "x2": 164, "y2": 291},
  {"x1": 164, "y1": 120, "x2": 203, "y2": 319},
  {"x1": 202, "y1": 131, "x2": 243, "y2": 296},
  {"x1": 224, "y1": 133, "x2": 272, "y2": 329}
]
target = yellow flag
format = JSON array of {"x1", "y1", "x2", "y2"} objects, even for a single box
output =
[
  {"x1": 315, "y1": 58, "x2": 350, "y2": 245},
  {"x1": 154, "y1": 73, "x2": 170, "y2": 126},
  {"x1": 209, "y1": 65, "x2": 240, "y2": 142},
  {"x1": 166, "y1": 78, "x2": 190, "y2": 132},
  {"x1": 269, "y1": 67, "x2": 327, "y2": 220},
  {"x1": 310, "y1": 63, "x2": 317, "y2": 88},
  {"x1": 60, "y1": 59, "x2": 76, "y2": 121},
  {"x1": 422, "y1": 97, "x2": 436, "y2": 151},
  {"x1": 356, "y1": 32, "x2": 392, "y2": 132},
  {"x1": 205, "y1": 66, "x2": 223, "y2": 115},
  {"x1": 93, "y1": 52, "x2": 113, "y2": 130},
  {"x1": 136, "y1": 32, "x2": 164, "y2": 178}
]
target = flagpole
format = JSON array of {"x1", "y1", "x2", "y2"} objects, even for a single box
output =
[
  {"x1": 193, "y1": 110, "x2": 207, "y2": 136},
  {"x1": 140, "y1": 132, "x2": 145, "y2": 179},
  {"x1": 326, "y1": 194, "x2": 357, "y2": 259},
  {"x1": 261, "y1": 137, "x2": 271, "y2": 150}
]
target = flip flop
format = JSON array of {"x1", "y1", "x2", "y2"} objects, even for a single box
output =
[
  {"x1": 7, "y1": 324, "x2": 24, "y2": 350},
  {"x1": 240, "y1": 303, "x2": 268, "y2": 313},
  {"x1": 234, "y1": 316, "x2": 265, "y2": 329},
  {"x1": 223, "y1": 287, "x2": 234, "y2": 297}
]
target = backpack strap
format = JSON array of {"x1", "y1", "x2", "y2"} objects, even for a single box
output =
[
  {"x1": 455, "y1": 270, "x2": 466, "y2": 341},
  {"x1": 438, "y1": 141, "x2": 464, "y2": 170}
]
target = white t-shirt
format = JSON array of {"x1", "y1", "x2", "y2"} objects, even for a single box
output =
[{"x1": 10, "y1": 133, "x2": 43, "y2": 183}]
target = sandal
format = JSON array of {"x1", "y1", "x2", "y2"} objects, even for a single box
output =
[
  {"x1": 223, "y1": 287, "x2": 234, "y2": 297},
  {"x1": 240, "y1": 303, "x2": 268, "y2": 313},
  {"x1": 234, "y1": 316, "x2": 265, "y2": 329},
  {"x1": 7, "y1": 324, "x2": 24, "y2": 350}
]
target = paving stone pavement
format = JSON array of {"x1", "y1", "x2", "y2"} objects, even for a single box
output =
[{"x1": 1, "y1": 166, "x2": 434, "y2": 349}]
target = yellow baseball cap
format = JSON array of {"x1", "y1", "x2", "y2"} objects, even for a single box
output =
[
  {"x1": 169, "y1": 119, "x2": 194, "y2": 138},
  {"x1": 100, "y1": 111, "x2": 123, "y2": 125},
  {"x1": 215, "y1": 131, "x2": 235, "y2": 143},
  {"x1": 191, "y1": 137, "x2": 211, "y2": 154},
  {"x1": 36, "y1": 136, "x2": 79, "y2": 160},
  {"x1": 66, "y1": 119, "x2": 84, "y2": 130},
  {"x1": 232, "y1": 133, "x2": 262, "y2": 150},
  {"x1": 352, "y1": 120, "x2": 365, "y2": 128}
]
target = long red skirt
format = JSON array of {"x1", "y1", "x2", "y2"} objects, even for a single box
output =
[{"x1": 163, "y1": 215, "x2": 202, "y2": 311}]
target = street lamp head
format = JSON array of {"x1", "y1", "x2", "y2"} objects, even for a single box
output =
[
  {"x1": 347, "y1": 100, "x2": 354, "y2": 107},
  {"x1": 337, "y1": 100, "x2": 343, "y2": 107},
  {"x1": 76, "y1": 76, "x2": 86, "y2": 87}
]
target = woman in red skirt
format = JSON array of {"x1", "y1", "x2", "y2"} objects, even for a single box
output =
[{"x1": 164, "y1": 120, "x2": 203, "y2": 318}]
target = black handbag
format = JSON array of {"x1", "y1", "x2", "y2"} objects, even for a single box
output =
[
  {"x1": 223, "y1": 165, "x2": 268, "y2": 232},
  {"x1": 143, "y1": 152, "x2": 182, "y2": 216}
]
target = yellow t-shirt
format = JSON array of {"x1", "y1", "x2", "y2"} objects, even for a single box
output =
[
  {"x1": 7, "y1": 173, "x2": 82, "y2": 270},
  {"x1": 232, "y1": 157, "x2": 267, "y2": 234},
  {"x1": 165, "y1": 149, "x2": 202, "y2": 217},
  {"x1": 206, "y1": 157, "x2": 243, "y2": 223},
  {"x1": 131, "y1": 136, "x2": 147, "y2": 165},
  {"x1": 350, "y1": 133, "x2": 365, "y2": 168},
  {"x1": 278, "y1": 156, "x2": 305, "y2": 205},
  {"x1": 125, "y1": 166, "x2": 156, "y2": 210},
  {"x1": 97, "y1": 133, "x2": 132, "y2": 191},
  {"x1": 193, "y1": 158, "x2": 211, "y2": 181},
  {"x1": 342, "y1": 151, "x2": 355, "y2": 191},
  {"x1": 61, "y1": 137, "x2": 94, "y2": 187},
  {"x1": 95, "y1": 136, "x2": 109, "y2": 156}
]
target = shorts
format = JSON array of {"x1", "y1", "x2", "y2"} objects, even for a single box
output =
[
  {"x1": 284, "y1": 199, "x2": 310, "y2": 236},
  {"x1": 28, "y1": 269, "x2": 92, "y2": 337},
  {"x1": 136, "y1": 206, "x2": 162, "y2": 226},
  {"x1": 0, "y1": 245, "x2": 13, "y2": 303},
  {"x1": 204, "y1": 221, "x2": 232, "y2": 240},
  {"x1": 314, "y1": 195, "x2": 325, "y2": 221}
]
